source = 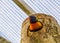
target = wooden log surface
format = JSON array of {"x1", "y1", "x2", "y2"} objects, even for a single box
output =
[{"x1": 21, "y1": 13, "x2": 60, "y2": 43}]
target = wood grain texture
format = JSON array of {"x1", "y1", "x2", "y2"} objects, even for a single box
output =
[{"x1": 21, "y1": 13, "x2": 60, "y2": 43}]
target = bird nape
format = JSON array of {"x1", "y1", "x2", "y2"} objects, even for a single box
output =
[{"x1": 28, "y1": 16, "x2": 43, "y2": 32}]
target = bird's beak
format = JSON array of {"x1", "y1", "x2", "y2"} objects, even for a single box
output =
[{"x1": 27, "y1": 17, "x2": 31, "y2": 20}]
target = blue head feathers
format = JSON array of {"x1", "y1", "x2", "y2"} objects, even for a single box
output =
[{"x1": 29, "y1": 16, "x2": 37, "y2": 23}]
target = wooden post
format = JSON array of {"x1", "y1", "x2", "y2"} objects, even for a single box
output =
[{"x1": 13, "y1": 0, "x2": 35, "y2": 15}]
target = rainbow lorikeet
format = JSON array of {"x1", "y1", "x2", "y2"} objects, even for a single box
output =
[{"x1": 28, "y1": 16, "x2": 43, "y2": 32}]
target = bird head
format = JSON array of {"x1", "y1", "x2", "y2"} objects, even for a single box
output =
[
  {"x1": 28, "y1": 15, "x2": 43, "y2": 32},
  {"x1": 29, "y1": 16, "x2": 37, "y2": 23}
]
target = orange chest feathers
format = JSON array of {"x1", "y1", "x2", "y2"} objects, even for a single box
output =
[{"x1": 29, "y1": 22, "x2": 42, "y2": 31}]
